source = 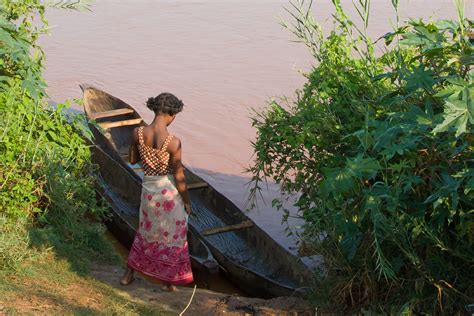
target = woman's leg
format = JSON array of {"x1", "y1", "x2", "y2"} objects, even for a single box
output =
[{"x1": 120, "y1": 266, "x2": 135, "y2": 285}]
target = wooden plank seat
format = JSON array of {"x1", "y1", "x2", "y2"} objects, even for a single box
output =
[
  {"x1": 99, "y1": 118, "x2": 143, "y2": 129},
  {"x1": 90, "y1": 108, "x2": 135, "y2": 120},
  {"x1": 188, "y1": 182, "x2": 209, "y2": 190}
]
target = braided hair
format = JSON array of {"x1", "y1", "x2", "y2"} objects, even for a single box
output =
[{"x1": 146, "y1": 93, "x2": 184, "y2": 115}]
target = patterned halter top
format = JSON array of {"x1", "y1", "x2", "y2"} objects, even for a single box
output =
[{"x1": 137, "y1": 126, "x2": 174, "y2": 176}]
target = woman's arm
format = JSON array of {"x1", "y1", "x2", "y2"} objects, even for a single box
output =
[
  {"x1": 169, "y1": 137, "x2": 191, "y2": 213},
  {"x1": 129, "y1": 127, "x2": 140, "y2": 164}
]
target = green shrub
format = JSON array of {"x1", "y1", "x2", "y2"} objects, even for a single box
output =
[
  {"x1": 0, "y1": 0, "x2": 113, "y2": 271},
  {"x1": 250, "y1": 0, "x2": 473, "y2": 313}
]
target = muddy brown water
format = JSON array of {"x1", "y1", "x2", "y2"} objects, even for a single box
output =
[{"x1": 41, "y1": 1, "x2": 463, "y2": 255}]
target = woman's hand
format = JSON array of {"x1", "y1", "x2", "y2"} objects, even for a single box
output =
[{"x1": 184, "y1": 203, "x2": 192, "y2": 215}]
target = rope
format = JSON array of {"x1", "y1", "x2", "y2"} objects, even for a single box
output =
[{"x1": 179, "y1": 285, "x2": 197, "y2": 316}]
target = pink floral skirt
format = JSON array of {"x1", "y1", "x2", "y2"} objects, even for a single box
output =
[{"x1": 127, "y1": 175, "x2": 193, "y2": 285}]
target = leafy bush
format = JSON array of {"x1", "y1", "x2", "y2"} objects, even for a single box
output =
[
  {"x1": 0, "y1": 0, "x2": 111, "y2": 270},
  {"x1": 250, "y1": 0, "x2": 473, "y2": 313}
]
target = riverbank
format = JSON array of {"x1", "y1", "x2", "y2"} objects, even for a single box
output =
[{"x1": 0, "y1": 230, "x2": 314, "y2": 315}]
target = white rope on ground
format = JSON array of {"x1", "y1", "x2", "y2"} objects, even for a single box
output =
[{"x1": 179, "y1": 284, "x2": 197, "y2": 316}]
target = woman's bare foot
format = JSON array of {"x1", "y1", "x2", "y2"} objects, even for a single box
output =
[
  {"x1": 120, "y1": 267, "x2": 135, "y2": 286},
  {"x1": 161, "y1": 284, "x2": 177, "y2": 292}
]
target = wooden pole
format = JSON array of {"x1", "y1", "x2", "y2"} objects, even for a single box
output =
[{"x1": 202, "y1": 220, "x2": 253, "y2": 236}]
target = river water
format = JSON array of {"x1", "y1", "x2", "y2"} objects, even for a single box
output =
[{"x1": 41, "y1": 0, "x2": 463, "y2": 253}]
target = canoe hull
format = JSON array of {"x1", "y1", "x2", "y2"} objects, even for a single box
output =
[{"x1": 82, "y1": 84, "x2": 312, "y2": 298}]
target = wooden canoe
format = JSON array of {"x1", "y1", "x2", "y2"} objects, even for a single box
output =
[{"x1": 81, "y1": 84, "x2": 312, "y2": 298}]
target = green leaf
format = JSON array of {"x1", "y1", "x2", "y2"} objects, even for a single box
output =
[
  {"x1": 400, "y1": 32, "x2": 428, "y2": 46},
  {"x1": 446, "y1": 77, "x2": 468, "y2": 86},
  {"x1": 434, "y1": 20, "x2": 459, "y2": 33},
  {"x1": 321, "y1": 167, "x2": 356, "y2": 196},
  {"x1": 0, "y1": 28, "x2": 15, "y2": 47},
  {"x1": 404, "y1": 64, "x2": 435, "y2": 92},
  {"x1": 346, "y1": 155, "x2": 381, "y2": 178},
  {"x1": 434, "y1": 86, "x2": 460, "y2": 98},
  {"x1": 409, "y1": 105, "x2": 433, "y2": 125},
  {"x1": 433, "y1": 86, "x2": 473, "y2": 136}
]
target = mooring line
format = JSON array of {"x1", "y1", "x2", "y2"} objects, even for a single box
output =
[{"x1": 179, "y1": 284, "x2": 197, "y2": 316}]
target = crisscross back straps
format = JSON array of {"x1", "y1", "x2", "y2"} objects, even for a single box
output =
[
  {"x1": 139, "y1": 127, "x2": 173, "y2": 152},
  {"x1": 160, "y1": 134, "x2": 174, "y2": 152},
  {"x1": 138, "y1": 126, "x2": 145, "y2": 145}
]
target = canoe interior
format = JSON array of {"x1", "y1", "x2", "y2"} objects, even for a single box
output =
[
  {"x1": 188, "y1": 187, "x2": 311, "y2": 297},
  {"x1": 82, "y1": 84, "x2": 143, "y2": 159},
  {"x1": 83, "y1": 85, "x2": 312, "y2": 297}
]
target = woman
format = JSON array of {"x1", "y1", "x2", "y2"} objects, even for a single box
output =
[{"x1": 120, "y1": 93, "x2": 193, "y2": 291}]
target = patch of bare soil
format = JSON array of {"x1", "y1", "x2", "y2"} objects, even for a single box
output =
[{"x1": 91, "y1": 263, "x2": 315, "y2": 315}]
